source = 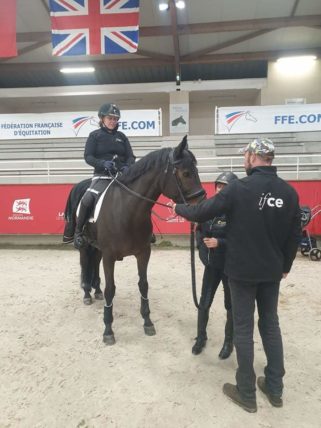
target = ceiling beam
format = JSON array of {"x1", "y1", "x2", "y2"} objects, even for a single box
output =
[
  {"x1": 0, "y1": 48, "x2": 320, "y2": 73},
  {"x1": 16, "y1": 15, "x2": 321, "y2": 44},
  {"x1": 181, "y1": 29, "x2": 273, "y2": 61},
  {"x1": 140, "y1": 15, "x2": 321, "y2": 36},
  {"x1": 181, "y1": 48, "x2": 321, "y2": 65},
  {"x1": 40, "y1": 0, "x2": 50, "y2": 14},
  {"x1": 169, "y1": 0, "x2": 181, "y2": 85},
  {"x1": 291, "y1": 0, "x2": 300, "y2": 16},
  {"x1": 136, "y1": 49, "x2": 173, "y2": 61}
]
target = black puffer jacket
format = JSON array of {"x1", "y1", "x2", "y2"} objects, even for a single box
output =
[
  {"x1": 84, "y1": 126, "x2": 135, "y2": 175},
  {"x1": 176, "y1": 166, "x2": 302, "y2": 282},
  {"x1": 196, "y1": 216, "x2": 227, "y2": 268}
]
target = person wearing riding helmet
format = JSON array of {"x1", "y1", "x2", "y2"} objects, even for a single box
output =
[
  {"x1": 73, "y1": 103, "x2": 135, "y2": 249},
  {"x1": 192, "y1": 171, "x2": 238, "y2": 357}
]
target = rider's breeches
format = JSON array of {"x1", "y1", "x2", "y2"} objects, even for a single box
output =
[
  {"x1": 82, "y1": 177, "x2": 109, "y2": 207},
  {"x1": 76, "y1": 177, "x2": 110, "y2": 232},
  {"x1": 199, "y1": 265, "x2": 231, "y2": 311}
]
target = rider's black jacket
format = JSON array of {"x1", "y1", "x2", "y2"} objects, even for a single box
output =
[
  {"x1": 84, "y1": 126, "x2": 135, "y2": 175},
  {"x1": 176, "y1": 166, "x2": 302, "y2": 282},
  {"x1": 196, "y1": 215, "x2": 227, "y2": 269}
]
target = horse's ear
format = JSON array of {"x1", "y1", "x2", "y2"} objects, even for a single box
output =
[{"x1": 173, "y1": 135, "x2": 188, "y2": 160}]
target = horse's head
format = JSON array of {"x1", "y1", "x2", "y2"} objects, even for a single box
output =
[{"x1": 162, "y1": 136, "x2": 206, "y2": 204}]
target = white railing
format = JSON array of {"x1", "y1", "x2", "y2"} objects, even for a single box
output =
[
  {"x1": 196, "y1": 154, "x2": 321, "y2": 180},
  {"x1": 1, "y1": 154, "x2": 321, "y2": 182}
]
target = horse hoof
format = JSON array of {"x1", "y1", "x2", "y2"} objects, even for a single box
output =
[
  {"x1": 94, "y1": 292, "x2": 104, "y2": 300},
  {"x1": 83, "y1": 297, "x2": 92, "y2": 305},
  {"x1": 103, "y1": 334, "x2": 116, "y2": 345},
  {"x1": 144, "y1": 325, "x2": 156, "y2": 336}
]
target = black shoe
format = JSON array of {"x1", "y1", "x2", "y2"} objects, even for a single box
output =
[
  {"x1": 73, "y1": 232, "x2": 87, "y2": 249},
  {"x1": 192, "y1": 336, "x2": 207, "y2": 355},
  {"x1": 257, "y1": 376, "x2": 283, "y2": 407},
  {"x1": 218, "y1": 340, "x2": 233, "y2": 359},
  {"x1": 223, "y1": 383, "x2": 257, "y2": 413}
]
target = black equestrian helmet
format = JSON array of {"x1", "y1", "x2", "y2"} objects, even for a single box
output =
[
  {"x1": 215, "y1": 171, "x2": 238, "y2": 185},
  {"x1": 98, "y1": 103, "x2": 121, "y2": 119}
]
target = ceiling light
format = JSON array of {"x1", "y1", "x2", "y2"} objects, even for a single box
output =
[
  {"x1": 158, "y1": 1, "x2": 169, "y2": 11},
  {"x1": 175, "y1": 1, "x2": 186, "y2": 9},
  {"x1": 60, "y1": 67, "x2": 95, "y2": 74},
  {"x1": 276, "y1": 55, "x2": 316, "y2": 65},
  {"x1": 276, "y1": 55, "x2": 317, "y2": 75}
]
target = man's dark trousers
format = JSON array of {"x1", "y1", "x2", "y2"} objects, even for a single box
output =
[{"x1": 229, "y1": 279, "x2": 285, "y2": 400}]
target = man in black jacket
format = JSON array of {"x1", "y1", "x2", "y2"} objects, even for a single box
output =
[{"x1": 174, "y1": 138, "x2": 301, "y2": 413}]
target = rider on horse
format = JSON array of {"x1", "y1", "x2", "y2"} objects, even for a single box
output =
[{"x1": 73, "y1": 103, "x2": 135, "y2": 249}]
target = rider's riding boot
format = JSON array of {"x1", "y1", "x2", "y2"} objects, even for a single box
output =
[
  {"x1": 219, "y1": 309, "x2": 233, "y2": 359},
  {"x1": 192, "y1": 308, "x2": 209, "y2": 355},
  {"x1": 73, "y1": 203, "x2": 91, "y2": 249}
]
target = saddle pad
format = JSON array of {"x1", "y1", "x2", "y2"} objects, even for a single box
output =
[{"x1": 76, "y1": 176, "x2": 116, "y2": 223}]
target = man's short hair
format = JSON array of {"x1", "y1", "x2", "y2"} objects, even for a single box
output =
[{"x1": 239, "y1": 138, "x2": 275, "y2": 159}]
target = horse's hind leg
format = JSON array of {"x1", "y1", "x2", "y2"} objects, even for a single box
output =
[
  {"x1": 136, "y1": 247, "x2": 156, "y2": 336},
  {"x1": 79, "y1": 246, "x2": 95, "y2": 305},
  {"x1": 92, "y1": 251, "x2": 103, "y2": 300},
  {"x1": 102, "y1": 255, "x2": 116, "y2": 345}
]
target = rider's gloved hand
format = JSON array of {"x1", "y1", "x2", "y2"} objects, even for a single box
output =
[{"x1": 103, "y1": 160, "x2": 115, "y2": 172}]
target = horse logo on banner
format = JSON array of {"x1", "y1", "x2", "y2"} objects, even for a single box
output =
[{"x1": 224, "y1": 110, "x2": 257, "y2": 132}]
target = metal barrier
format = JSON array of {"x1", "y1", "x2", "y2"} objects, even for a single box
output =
[{"x1": 1, "y1": 154, "x2": 321, "y2": 183}]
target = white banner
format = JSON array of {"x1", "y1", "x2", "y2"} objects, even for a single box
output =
[
  {"x1": 0, "y1": 110, "x2": 162, "y2": 140},
  {"x1": 216, "y1": 104, "x2": 321, "y2": 134}
]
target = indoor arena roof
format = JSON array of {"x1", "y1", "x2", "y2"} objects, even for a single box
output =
[{"x1": 0, "y1": 0, "x2": 321, "y2": 88}]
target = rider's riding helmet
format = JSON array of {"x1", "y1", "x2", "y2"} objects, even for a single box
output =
[
  {"x1": 98, "y1": 103, "x2": 121, "y2": 119},
  {"x1": 215, "y1": 171, "x2": 238, "y2": 186}
]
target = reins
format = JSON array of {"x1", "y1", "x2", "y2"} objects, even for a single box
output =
[{"x1": 112, "y1": 174, "x2": 171, "y2": 209}]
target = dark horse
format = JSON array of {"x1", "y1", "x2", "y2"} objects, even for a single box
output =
[{"x1": 64, "y1": 136, "x2": 205, "y2": 344}]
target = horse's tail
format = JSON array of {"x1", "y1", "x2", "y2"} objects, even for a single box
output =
[
  {"x1": 64, "y1": 188, "x2": 74, "y2": 222},
  {"x1": 63, "y1": 178, "x2": 91, "y2": 243}
]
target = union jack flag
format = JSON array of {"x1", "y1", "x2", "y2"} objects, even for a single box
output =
[{"x1": 49, "y1": 0, "x2": 140, "y2": 56}]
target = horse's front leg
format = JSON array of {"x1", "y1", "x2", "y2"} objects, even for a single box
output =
[
  {"x1": 136, "y1": 247, "x2": 156, "y2": 336},
  {"x1": 102, "y1": 254, "x2": 116, "y2": 345}
]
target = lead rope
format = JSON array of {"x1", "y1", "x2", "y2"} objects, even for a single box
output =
[{"x1": 190, "y1": 222, "x2": 199, "y2": 309}]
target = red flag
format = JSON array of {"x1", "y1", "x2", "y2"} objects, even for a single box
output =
[{"x1": 0, "y1": 0, "x2": 17, "y2": 57}]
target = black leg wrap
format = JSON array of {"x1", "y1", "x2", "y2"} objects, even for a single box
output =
[
  {"x1": 140, "y1": 297, "x2": 150, "y2": 319},
  {"x1": 104, "y1": 305, "x2": 114, "y2": 326},
  {"x1": 140, "y1": 297, "x2": 156, "y2": 335}
]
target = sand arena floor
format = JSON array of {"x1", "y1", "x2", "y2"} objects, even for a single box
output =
[{"x1": 1, "y1": 247, "x2": 321, "y2": 428}]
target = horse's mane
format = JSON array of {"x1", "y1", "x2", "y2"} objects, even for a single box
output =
[{"x1": 119, "y1": 147, "x2": 171, "y2": 184}]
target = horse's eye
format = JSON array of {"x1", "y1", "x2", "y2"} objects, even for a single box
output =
[{"x1": 183, "y1": 171, "x2": 190, "y2": 178}]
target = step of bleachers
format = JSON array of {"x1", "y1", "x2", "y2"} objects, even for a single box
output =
[{"x1": 1, "y1": 133, "x2": 321, "y2": 184}]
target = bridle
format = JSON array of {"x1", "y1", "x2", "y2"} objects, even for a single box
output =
[{"x1": 111, "y1": 148, "x2": 204, "y2": 208}]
